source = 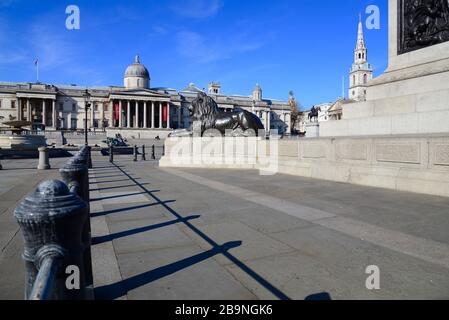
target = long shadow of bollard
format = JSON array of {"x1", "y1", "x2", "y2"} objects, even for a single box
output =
[
  {"x1": 92, "y1": 215, "x2": 200, "y2": 245},
  {"x1": 90, "y1": 200, "x2": 175, "y2": 218},
  {"x1": 104, "y1": 163, "x2": 291, "y2": 300},
  {"x1": 94, "y1": 241, "x2": 242, "y2": 300}
]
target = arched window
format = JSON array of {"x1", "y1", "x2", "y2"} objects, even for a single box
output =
[
  {"x1": 359, "y1": 53, "x2": 361, "y2": 59},
  {"x1": 363, "y1": 74, "x2": 368, "y2": 84},
  {"x1": 353, "y1": 75, "x2": 356, "y2": 85}
]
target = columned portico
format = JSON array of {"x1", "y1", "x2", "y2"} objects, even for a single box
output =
[{"x1": 107, "y1": 96, "x2": 172, "y2": 130}]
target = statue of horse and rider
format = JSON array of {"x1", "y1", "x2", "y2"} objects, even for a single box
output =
[
  {"x1": 169, "y1": 92, "x2": 265, "y2": 137},
  {"x1": 308, "y1": 105, "x2": 321, "y2": 122}
]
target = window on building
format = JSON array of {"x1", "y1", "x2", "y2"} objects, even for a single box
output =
[
  {"x1": 353, "y1": 75, "x2": 356, "y2": 85},
  {"x1": 71, "y1": 118, "x2": 77, "y2": 129},
  {"x1": 72, "y1": 103, "x2": 77, "y2": 112},
  {"x1": 359, "y1": 53, "x2": 361, "y2": 59},
  {"x1": 363, "y1": 74, "x2": 367, "y2": 84},
  {"x1": 0, "y1": 100, "x2": 2, "y2": 108},
  {"x1": 104, "y1": 105, "x2": 108, "y2": 112},
  {"x1": 94, "y1": 104, "x2": 98, "y2": 112},
  {"x1": 59, "y1": 103, "x2": 64, "y2": 111},
  {"x1": 11, "y1": 100, "x2": 15, "y2": 108}
]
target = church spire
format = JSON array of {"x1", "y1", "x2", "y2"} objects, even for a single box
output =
[
  {"x1": 349, "y1": 15, "x2": 373, "y2": 102},
  {"x1": 354, "y1": 15, "x2": 367, "y2": 65},
  {"x1": 356, "y1": 13, "x2": 365, "y2": 50}
]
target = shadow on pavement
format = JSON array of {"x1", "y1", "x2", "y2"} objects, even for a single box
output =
[
  {"x1": 94, "y1": 241, "x2": 242, "y2": 300},
  {"x1": 92, "y1": 215, "x2": 201, "y2": 245},
  {"x1": 96, "y1": 162, "x2": 292, "y2": 300},
  {"x1": 305, "y1": 292, "x2": 332, "y2": 301},
  {"x1": 89, "y1": 183, "x2": 150, "y2": 192},
  {"x1": 90, "y1": 200, "x2": 175, "y2": 218}
]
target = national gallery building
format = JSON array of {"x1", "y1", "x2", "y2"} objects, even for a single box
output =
[{"x1": 0, "y1": 56, "x2": 292, "y2": 137}]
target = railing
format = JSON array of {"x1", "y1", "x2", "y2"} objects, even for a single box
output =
[
  {"x1": 107, "y1": 144, "x2": 165, "y2": 163},
  {"x1": 14, "y1": 146, "x2": 94, "y2": 300}
]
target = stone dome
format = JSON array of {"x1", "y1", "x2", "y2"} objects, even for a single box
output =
[
  {"x1": 124, "y1": 55, "x2": 150, "y2": 89},
  {"x1": 124, "y1": 55, "x2": 150, "y2": 78}
]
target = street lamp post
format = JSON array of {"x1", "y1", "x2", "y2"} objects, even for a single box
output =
[{"x1": 83, "y1": 89, "x2": 91, "y2": 146}]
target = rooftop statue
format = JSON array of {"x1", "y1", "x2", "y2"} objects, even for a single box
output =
[{"x1": 170, "y1": 92, "x2": 265, "y2": 137}]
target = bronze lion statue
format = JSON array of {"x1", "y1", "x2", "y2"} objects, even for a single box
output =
[{"x1": 170, "y1": 92, "x2": 265, "y2": 137}]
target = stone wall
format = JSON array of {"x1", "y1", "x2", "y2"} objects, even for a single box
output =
[{"x1": 160, "y1": 135, "x2": 449, "y2": 197}]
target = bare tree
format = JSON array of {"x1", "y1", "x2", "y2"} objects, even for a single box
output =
[{"x1": 288, "y1": 91, "x2": 301, "y2": 131}]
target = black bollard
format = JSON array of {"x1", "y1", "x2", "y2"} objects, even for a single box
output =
[
  {"x1": 87, "y1": 146, "x2": 93, "y2": 169},
  {"x1": 59, "y1": 159, "x2": 93, "y2": 297},
  {"x1": 141, "y1": 145, "x2": 146, "y2": 161},
  {"x1": 14, "y1": 180, "x2": 88, "y2": 300},
  {"x1": 133, "y1": 145, "x2": 138, "y2": 162},
  {"x1": 76, "y1": 148, "x2": 89, "y2": 167},
  {"x1": 151, "y1": 145, "x2": 156, "y2": 160},
  {"x1": 60, "y1": 158, "x2": 89, "y2": 202},
  {"x1": 109, "y1": 146, "x2": 114, "y2": 163}
]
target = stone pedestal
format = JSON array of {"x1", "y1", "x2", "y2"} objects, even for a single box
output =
[
  {"x1": 37, "y1": 147, "x2": 51, "y2": 170},
  {"x1": 321, "y1": 0, "x2": 449, "y2": 137},
  {"x1": 0, "y1": 135, "x2": 47, "y2": 151},
  {"x1": 305, "y1": 123, "x2": 320, "y2": 138}
]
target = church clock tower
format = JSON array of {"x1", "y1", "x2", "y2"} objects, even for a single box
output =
[{"x1": 349, "y1": 15, "x2": 373, "y2": 101}]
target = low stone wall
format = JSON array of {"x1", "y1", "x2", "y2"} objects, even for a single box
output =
[{"x1": 160, "y1": 135, "x2": 449, "y2": 197}]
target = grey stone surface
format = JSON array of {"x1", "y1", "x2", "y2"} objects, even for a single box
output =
[
  {"x1": 89, "y1": 155, "x2": 449, "y2": 299},
  {"x1": 2, "y1": 153, "x2": 449, "y2": 300}
]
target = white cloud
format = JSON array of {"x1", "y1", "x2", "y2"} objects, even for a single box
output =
[
  {"x1": 169, "y1": 0, "x2": 223, "y2": 19},
  {"x1": 175, "y1": 29, "x2": 270, "y2": 63}
]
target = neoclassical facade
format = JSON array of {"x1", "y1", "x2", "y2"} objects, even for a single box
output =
[{"x1": 0, "y1": 55, "x2": 292, "y2": 136}]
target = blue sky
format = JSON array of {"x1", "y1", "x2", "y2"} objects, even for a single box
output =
[{"x1": 0, "y1": 0, "x2": 388, "y2": 109}]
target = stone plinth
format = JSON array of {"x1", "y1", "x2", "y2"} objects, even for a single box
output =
[
  {"x1": 305, "y1": 123, "x2": 320, "y2": 138},
  {"x1": 160, "y1": 135, "x2": 449, "y2": 197}
]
